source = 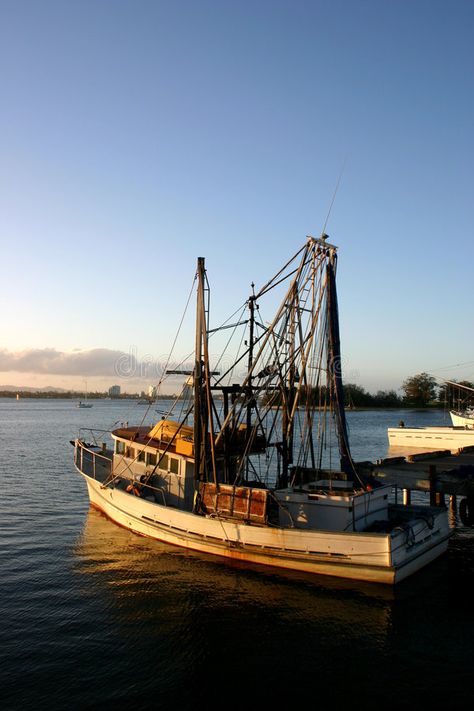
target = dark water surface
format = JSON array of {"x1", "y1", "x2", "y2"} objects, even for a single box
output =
[{"x1": 1, "y1": 400, "x2": 472, "y2": 709}]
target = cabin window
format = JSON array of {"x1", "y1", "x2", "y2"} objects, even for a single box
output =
[
  {"x1": 115, "y1": 441, "x2": 125, "y2": 455},
  {"x1": 158, "y1": 454, "x2": 168, "y2": 471},
  {"x1": 137, "y1": 449, "x2": 145, "y2": 463},
  {"x1": 169, "y1": 457, "x2": 179, "y2": 475},
  {"x1": 147, "y1": 452, "x2": 157, "y2": 466},
  {"x1": 125, "y1": 446, "x2": 133, "y2": 458}
]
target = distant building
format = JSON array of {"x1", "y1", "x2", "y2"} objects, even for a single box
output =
[
  {"x1": 108, "y1": 385, "x2": 121, "y2": 398},
  {"x1": 148, "y1": 385, "x2": 157, "y2": 398}
]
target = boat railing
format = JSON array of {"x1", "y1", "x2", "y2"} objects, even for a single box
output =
[
  {"x1": 152, "y1": 487, "x2": 167, "y2": 506},
  {"x1": 78, "y1": 428, "x2": 113, "y2": 448},
  {"x1": 74, "y1": 439, "x2": 112, "y2": 482},
  {"x1": 75, "y1": 439, "x2": 169, "y2": 504}
]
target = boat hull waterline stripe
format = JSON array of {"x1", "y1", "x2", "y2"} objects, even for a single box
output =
[{"x1": 78, "y1": 469, "x2": 450, "y2": 584}]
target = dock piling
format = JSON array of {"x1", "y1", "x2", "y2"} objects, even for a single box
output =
[
  {"x1": 429, "y1": 465, "x2": 437, "y2": 506},
  {"x1": 367, "y1": 448, "x2": 474, "y2": 527}
]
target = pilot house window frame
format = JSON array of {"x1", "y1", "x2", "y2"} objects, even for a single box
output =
[
  {"x1": 169, "y1": 457, "x2": 179, "y2": 475},
  {"x1": 147, "y1": 452, "x2": 157, "y2": 467}
]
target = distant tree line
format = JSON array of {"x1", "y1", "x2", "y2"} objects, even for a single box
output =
[
  {"x1": 344, "y1": 384, "x2": 403, "y2": 408},
  {"x1": 404, "y1": 373, "x2": 473, "y2": 408},
  {"x1": 261, "y1": 383, "x2": 403, "y2": 408},
  {"x1": 261, "y1": 372, "x2": 474, "y2": 409}
]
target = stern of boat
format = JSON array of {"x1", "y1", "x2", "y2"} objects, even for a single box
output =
[{"x1": 388, "y1": 503, "x2": 452, "y2": 582}]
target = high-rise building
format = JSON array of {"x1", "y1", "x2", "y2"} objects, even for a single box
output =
[{"x1": 108, "y1": 385, "x2": 121, "y2": 397}]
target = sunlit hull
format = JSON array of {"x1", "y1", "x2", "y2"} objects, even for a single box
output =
[
  {"x1": 77, "y1": 468, "x2": 450, "y2": 585},
  {"x1": 450, "y1": 410, "x2": 474, "y2": 428},
  {"x1": 388, "y1": 425, "x2": 474, "y2": 449}
]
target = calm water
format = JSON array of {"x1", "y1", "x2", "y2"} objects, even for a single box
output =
[{"x1": 1, "y1": 400, "x2": 472, "y2": 709}]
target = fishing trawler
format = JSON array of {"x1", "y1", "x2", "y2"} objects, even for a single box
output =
[{"x1": 73, "y1": 236, "x2": 451, "y2": 584}]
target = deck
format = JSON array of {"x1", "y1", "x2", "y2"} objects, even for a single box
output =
[
  {"x1": 359, "y1": 446, "x2": 474, "y2": 498},
  {"x1": 74, "y1": 444, "x2": 113, "y2": 484}
]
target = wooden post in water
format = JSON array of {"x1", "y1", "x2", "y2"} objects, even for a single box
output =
[
  {"x1": 427, "y1": 464, "x2": 446, "y2": 507},
  {"x1": 402, "y1": 489, "x2": 411, "y2": 505},
  {"x1": 429, "y1": 464, "x2": 437, "y2": 506}
]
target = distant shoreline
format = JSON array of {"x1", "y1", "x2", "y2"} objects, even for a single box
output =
[
  {"x1": 0, "y1": 392, "x2": 448, "y2": 410},
  {"x1": 0, "y1": 392, "x2": 172, "y2": 400}
]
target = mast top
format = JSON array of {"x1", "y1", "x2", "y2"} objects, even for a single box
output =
[{"x1": 306, "y1": 234, "x2": 338, "y2": 251}]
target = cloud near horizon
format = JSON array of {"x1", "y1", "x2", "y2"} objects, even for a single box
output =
[{"x1": 0, "y1": 348, "x2": 156, "y2": 378}]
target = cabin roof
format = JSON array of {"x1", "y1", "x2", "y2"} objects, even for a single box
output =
[
  {"x1": 112, "y1": 426, "x2": 150, "y2": 440},
  {"x1": 112, "y1": 426, "x2": 182, "y2": 454}
]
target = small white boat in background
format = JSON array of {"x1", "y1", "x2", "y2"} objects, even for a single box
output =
[
  {"x1": 450, "y1": 409, "x2": 474, "y2": 428},
  {"x1": 388, "y1": 424, "x2": 474, "y2": 450},
  {"x1": 389, "y1": 380, "x2": 474, "y2": 448},
  {"x1": 442, "y1": 380, "x2": 474, "y2": 428},
  {"x1": 77, "y1": 381, "x2": 93, "y2": 408}
]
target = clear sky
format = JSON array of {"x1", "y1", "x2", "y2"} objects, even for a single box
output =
[{"x1": 1, "y1": 0, "x2": 473, "y2": 393}]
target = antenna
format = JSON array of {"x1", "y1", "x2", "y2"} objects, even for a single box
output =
[{"x1": 321, "y1": 156, "x2": 347, "y2": 237}]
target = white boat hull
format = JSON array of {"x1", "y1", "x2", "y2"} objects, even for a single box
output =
[
  {"x1": 388, "y1": 425, "x2": 474, "y2": 450},
  {"x1": 78, "y1": 469, "x2": 450, "y2": 585},
  {"x1": 450, "y1": 411, "x2": 474, "y2": 428}
]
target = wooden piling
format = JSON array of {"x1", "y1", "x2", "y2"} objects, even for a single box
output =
[
  {"x1": 367, "y1": 449, "x2": 474, "y2": 527},
  {"x1": 429, "y1": 464, "x2": 437, "y2": 506}
]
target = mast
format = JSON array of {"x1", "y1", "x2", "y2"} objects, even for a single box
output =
[
  {"x1": 325, "y1": 247, "x2": 353, "y2": 477},
  {"x1": 280, "y1": 282, "x2": 297, "y2": 487},
  {"x1": 194, "y1": 257, "x2": 217, "y2": 485},
  {"x1": 194, "y1": 258, "x2": 206, "y2": 483},
  {"x1": 245, "y1": 285, "x2": 256, "y2": 482},
  {"x1": 287, "y1": 283, "x2": 297, "y2": 465}
]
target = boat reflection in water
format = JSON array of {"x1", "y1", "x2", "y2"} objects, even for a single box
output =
[
  {"x1": 74, "y1": 506, "x2": 447, "y2": 625},
  {"x1": 71, "y1": 507, "x2": 457, "y2": 708}
]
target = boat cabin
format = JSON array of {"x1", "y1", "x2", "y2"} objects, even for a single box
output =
[
  {"x1": 275, "y1": 481, "x2": 390, "y2": 532},
  {"x1": 111, "y1": 421, "x2": 196, "y2": 510}
]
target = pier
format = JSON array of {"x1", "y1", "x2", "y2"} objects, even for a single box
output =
[{"x1": 359, "y1": 446, "x2": 474, "y2": 526}]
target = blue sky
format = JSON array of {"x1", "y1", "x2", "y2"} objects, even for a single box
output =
[{"x1": 1, "y1": 0, "x2": 473, "y2": 393}]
